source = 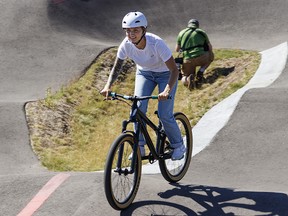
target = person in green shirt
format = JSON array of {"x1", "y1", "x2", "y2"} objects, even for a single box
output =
[{"x1": 175, "y1": 19, "x2": 214, "y2": 90}]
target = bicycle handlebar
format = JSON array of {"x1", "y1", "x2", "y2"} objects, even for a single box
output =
[{"x1": 109, "y1": 92, "x2": 171, "y2": 100}]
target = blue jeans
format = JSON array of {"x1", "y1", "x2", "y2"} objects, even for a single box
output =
[{"x1": 134, "y1": 69, "x2": 183, "y2": 148}]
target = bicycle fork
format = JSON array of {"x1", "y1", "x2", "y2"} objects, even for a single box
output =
[{"x1": 114, "y1": 119, "x2": 139, "y2": 175}]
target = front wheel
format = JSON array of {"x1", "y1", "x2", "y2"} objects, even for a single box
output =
[
  {"x1": 159, "y1": 112, "x2": 193, "y2": 182},
  {"x1": 104, "y1": 133, "x2": 142, "y2": 210}
]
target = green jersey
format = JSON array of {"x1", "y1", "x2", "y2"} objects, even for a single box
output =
[{"x1": 176, "y1": 28, "x2": 210, "y2": 59}]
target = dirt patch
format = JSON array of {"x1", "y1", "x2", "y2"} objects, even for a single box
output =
[{"x1": 25, "y1": 47, "x2": 134, "y2": 152}]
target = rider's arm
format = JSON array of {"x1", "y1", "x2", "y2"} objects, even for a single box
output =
[
  {"x1": 101, "y1": 58, "x2": 124, "y2": 96},
  {"x1": 106, "y1": 57, "x2": 124, "y2": 88},
  {"x1": 158, "y1": 56, "x2": 179, "y2": 100}
]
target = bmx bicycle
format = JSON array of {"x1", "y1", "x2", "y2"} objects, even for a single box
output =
[{"x1": 103, "y1": 92, "x2": 193, "y2": 210}]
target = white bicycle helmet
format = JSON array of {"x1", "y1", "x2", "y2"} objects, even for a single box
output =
[{"x1": 122, "y1": 11, "x2": 148, "y2": 29}]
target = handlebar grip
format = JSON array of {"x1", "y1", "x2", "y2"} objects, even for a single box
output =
[
  {"x1": 151, "y1": 95, "x2": 172, "y2": 99},
  {"x1": 108, "y1": 92, "x2": 114, "y2": 97}
]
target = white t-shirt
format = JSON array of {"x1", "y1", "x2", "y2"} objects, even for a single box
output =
[{"x1": 117, "y1": 33, "x2": 172, "y2": 72}]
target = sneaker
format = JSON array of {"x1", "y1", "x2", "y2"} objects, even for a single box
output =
[
  {"x1": 171, "y1": 145, "x2": 186, "y2": 161},
  {"x1": 128, "y1": 145, "x2": 145, "y2": 160},
  {"x1": 196, "y1": 71, "x2": 204, "y2": 83}
]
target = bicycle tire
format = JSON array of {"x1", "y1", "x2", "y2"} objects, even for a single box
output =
[
  {"x1": 158, "y1": 112, "x2": 193, "y2": 182},
  {"x1": 104, "y1": 133, "x2": 142, "y2": 210}
]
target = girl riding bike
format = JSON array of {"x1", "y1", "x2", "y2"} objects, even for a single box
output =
[{"x1": 100, "y1": 11, "x2": 186, "y2": 160}]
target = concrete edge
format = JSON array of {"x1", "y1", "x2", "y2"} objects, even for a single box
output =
[{"x1": 142, "y1": 42, "x2": 288, "y2": 174}]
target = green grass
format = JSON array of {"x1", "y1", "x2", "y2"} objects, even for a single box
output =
[{"x1": 25, "y1": 47, "x2": 260, "y2": 171}]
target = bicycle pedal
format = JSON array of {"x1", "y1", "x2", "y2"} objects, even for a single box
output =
[{"x1": 148, "y1": 153, "x2": 156, "y2": 164}]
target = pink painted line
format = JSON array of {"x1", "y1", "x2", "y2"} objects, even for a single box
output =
[{"x1": 17, "y1": 173, "x2": 70, "y2": 216}]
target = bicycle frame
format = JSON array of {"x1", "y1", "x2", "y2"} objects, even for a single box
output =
[{"x1": 116, "y1": 95, "x2": 171, "y2": 174}]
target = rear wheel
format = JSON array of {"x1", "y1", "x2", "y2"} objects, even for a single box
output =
[
  {"x1": 159, "y1": 112, "x2": 193, "y2": 182},
  {"x1": 104, "y1": 133, "x2": 142, "y2": 210}
]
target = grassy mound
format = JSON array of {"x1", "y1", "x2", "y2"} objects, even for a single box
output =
[{"x1": 25, "y1": 47, "x2": 260, "y2": 171}]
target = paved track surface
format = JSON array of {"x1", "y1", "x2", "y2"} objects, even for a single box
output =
[{"x1": 0, "y1": 0, "x2": 287, "y2": 215}]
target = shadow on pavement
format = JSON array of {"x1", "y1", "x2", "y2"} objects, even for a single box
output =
[
  {"x1": 121, "y1": 200, "x2": 197, "y2": 216},
  {"x1": 117, "y1": 183, "x2": 288, "y2": 215},
  {"x1": 156, "y1": 183, "x2": 288, "y2": 215}
]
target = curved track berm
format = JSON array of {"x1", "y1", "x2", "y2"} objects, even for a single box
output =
[{"x1": 0, "y1": 0, "x2": 287, "y2": 215}]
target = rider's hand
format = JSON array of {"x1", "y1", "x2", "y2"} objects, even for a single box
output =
[
  {"x1": 100, "y1": 86, "x2": 111, "y2": 100},
  {"x1": 158, "y1": 90, "x2": 170, "y2": 101}
]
